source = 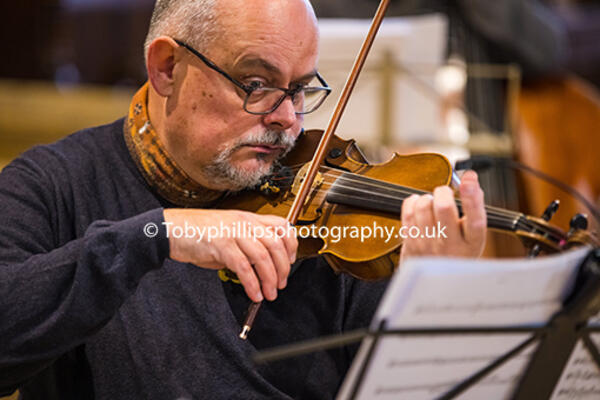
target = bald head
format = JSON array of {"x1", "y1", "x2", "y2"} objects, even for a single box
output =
[
  {"x1": 216, "y1": 0, "x2": 318, "y2": 38},
  {"x1": 144, "y1": 0, "x2": 318, "y2": 62}
]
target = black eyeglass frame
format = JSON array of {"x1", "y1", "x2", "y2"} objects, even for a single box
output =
[{"x1": 174, "y1": 39, "x2": 331, "y2": 115}]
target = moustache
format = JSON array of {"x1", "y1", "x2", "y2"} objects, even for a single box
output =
[{"x1": 234, "y1": 130, "x2": 296, "y2": 152}]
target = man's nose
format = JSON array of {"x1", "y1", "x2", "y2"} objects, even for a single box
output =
[{"x1": 262, "y1": 96, "x2": 298, "y2": 130}]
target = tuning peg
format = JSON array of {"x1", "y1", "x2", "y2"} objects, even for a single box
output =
[
  {"x1": 567, "y1": 213, "x2": 589, "y2": 243},
  {"x1": 541, "y1": 200, "x2": 560, "y2": 222},
  {"x1": 569, "y1": 213, "x2": 588, "y2": 231},
  {"x1": 529, "y1": 200, "x2": 561, "y2": 258}
]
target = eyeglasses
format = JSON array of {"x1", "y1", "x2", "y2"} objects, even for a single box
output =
[{"x1": 174, "y1": 39, "x2": 331, "y2": 115}]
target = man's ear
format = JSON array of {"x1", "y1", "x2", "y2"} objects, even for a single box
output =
[{"x1": 147, "y1": 37, "x2": 181, "y2": 97}]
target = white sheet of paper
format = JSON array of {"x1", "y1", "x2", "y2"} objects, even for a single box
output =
[
  {"x1": 550, "y1": 331, "x2": 600, "y2": 399},
  {"x1": 337, "y1": 247, "x2": 591, "y2": 400}
]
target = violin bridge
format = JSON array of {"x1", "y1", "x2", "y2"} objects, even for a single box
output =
[{"x1": 291, "y1": 162, "x2": 324, "y2": 206}]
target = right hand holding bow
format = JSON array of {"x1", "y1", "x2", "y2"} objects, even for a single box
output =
[{"x1": 163, "y1": 209, "x2": 297, "y2": 302}]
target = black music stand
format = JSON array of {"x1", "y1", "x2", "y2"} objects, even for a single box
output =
[{"x1": 254, "y1": 248, "x2": 600, "y2": 400}]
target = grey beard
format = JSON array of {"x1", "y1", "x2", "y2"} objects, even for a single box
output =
[{"x1": 201, "y1": 129, "x2": 296, "y2": 191}]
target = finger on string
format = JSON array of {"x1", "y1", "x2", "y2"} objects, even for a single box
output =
[
  {"x1": 400, "y1": 194, "x2": 419, "y2": 254},
  {"x1": 412, "y1": 194, "x2": 435, "y2": 252},
  {"x1": 459, "y1": 172, "x2": 487, "y2": 244},
  {"x1": 432, "y1": 186, "x2": 461, "y2": 242}
]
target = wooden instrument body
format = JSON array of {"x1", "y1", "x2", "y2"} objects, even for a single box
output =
[{"x1": 219, "y1": 130, "x2": 451, "y2": 280}]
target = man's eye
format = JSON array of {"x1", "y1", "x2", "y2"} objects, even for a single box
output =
[
  {"x1": 246, "y1": 80, "x2": 267, "y2": 89},
  {"x1": 292, "y1": 82, "x2": 307, "y2": 89}
]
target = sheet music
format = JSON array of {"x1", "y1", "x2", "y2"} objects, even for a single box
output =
[
  {"x1": 550, "y1": 331, "x2": 600, "y2": 399},
  {"x1": 337, "y1": 247, "x2": 591, "y2": 400}
]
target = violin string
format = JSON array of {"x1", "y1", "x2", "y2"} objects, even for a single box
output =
[
  {"x1": 272, "y1": 165, "x2": 561, "y2": 237},
  {"x1": 276, "y1": 164, "x2": 561, "y2": 238},
  {"x1": 285, "y1": 180, "x2": 526, "y2": 230},
  {"x1": 278, "y1": 190, "x2": 559, "y2": 240},
  {"x1": 281, "y1": 164, "x2": 530, "y2": 220},
  {"x1": 281, "y1": 164, "x2": 427, "y2": 195},
  {"x1": 309, "y1": 184, "x2": 553, "y2": 236},
  {"x1": 279, "y1": 165, "x2": 428, "y2": 198},
  {"x1": 274, "y1": 165, "x2": 523, "y2": 220},
  {"x1": 278, "y1": 204, "x2": 513, "y2": 233},
  {"x1": 274, "y1": 169, "x2": 557, "y2": 236},
  {"x1": 290, "y1": 182, "x2": 526, "y2": 228}
]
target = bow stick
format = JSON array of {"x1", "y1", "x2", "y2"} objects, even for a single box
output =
[{"x1": 240, "y1": 0, "x2": 392, "y2": 340}]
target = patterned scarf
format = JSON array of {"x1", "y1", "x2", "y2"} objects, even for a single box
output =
[{"x1": 124, "y1": 83, "x2": 224, "y2": 207}]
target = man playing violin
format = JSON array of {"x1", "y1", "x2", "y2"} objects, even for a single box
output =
[{"x1": 0, "y1": 0, "x2": 486, "y2": 399}]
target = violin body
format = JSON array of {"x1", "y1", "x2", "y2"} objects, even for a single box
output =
[
  {"x1": 219, "y1": 129, "x2": 598, "y2": 281},
  {"x1": 219, "y1": 129, "x2": 453, "y2": 280}
]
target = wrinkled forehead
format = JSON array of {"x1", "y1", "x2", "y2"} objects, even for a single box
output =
[{"x1": 209, "y1": 0, "x2": 320, "y2": 74}]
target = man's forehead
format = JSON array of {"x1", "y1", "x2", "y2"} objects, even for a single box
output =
[
  {"x1": 235, "y1": 56, "x2": 318, "y2": 81},
  {"x1": 203, "y1": 0, "x2": 319, "y2": 77},
  {"x1": 217, "y1": 0, "x2": 315, "y2": 20},
  {"x1": 214, "y1": 0, "x2": 318, "y2": 43}
]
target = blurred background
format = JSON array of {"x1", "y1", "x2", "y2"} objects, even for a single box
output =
[
  {"x1": 1, "y1": 2, "x2": 600, "y2": 397},
  {"x1": 1, "y1": 0, "x2": 600, "y2": 259}
]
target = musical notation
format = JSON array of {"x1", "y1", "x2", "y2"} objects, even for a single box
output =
[
  {"x1": 346, "y1": 335, "x2": 533, "y2": 399},
  {"x1": 551, "y1": 337, "x2": 600, "y2": 399},
  {"x1": 337, "y1": 248, "x2": 590, "y2": 400},
  {"x1": 413, "y1": 299, "x2": 558, "y2": 315}
]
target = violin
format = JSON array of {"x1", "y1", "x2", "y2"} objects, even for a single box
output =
[
  {"x1": 228, "y1": 0, "x2": 598, "y2": 338},
  {"x1": 219, "y1": 128, "x2": 599, "y2": 282}
]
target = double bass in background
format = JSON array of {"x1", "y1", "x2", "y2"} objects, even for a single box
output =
[{"x1": 517, "y1": 76, "x2": 600, "y2": 236}]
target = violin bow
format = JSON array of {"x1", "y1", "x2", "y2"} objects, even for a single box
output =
[{"x1": 240, "y1": 0, "x2": 392, "y2": 340}]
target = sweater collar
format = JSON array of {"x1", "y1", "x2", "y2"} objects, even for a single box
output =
[{"x1": 124, "y1": 83, "x2": 223, "y2": 207}]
